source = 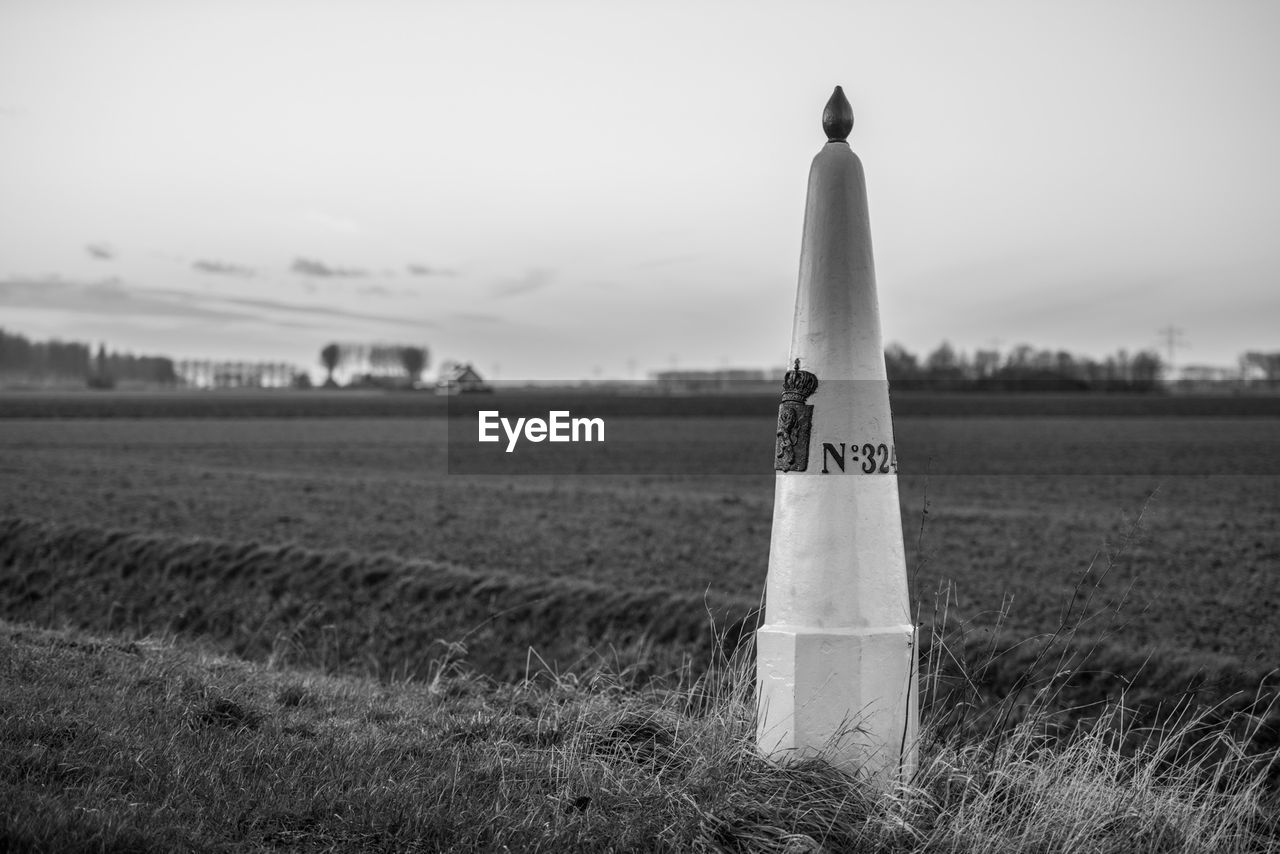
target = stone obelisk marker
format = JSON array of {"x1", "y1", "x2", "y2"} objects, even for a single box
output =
[{"x1": 756, "y1": 86, "x2": 917, "y2": 781}]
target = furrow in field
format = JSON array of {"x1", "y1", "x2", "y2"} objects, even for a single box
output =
[
  {"x1": 0, "y1": 516, "x2": 759, "y2": 683},
  {"x1": 2, "y1": 515, "x2": 1277, "y2": 757}
]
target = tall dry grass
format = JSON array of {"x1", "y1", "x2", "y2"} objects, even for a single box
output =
[
  {"x1": 3, "y1": 498, "x2": 1280, "y2": 850},
  {"x1": 2, "y1": 511, "x2": 1278, "y2": 762},
  {"x1": 6, "y1": 616, "x2": 1276, "y2": 852}
]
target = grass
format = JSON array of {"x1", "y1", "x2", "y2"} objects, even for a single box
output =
[
  {"x1": 4, "y1": 513, "x2": 1277, "y2": 760},
  {"x1": 2, "y1": 388, "x2": 1279, "y2": 419},
  {"x1": 2, "y1": 397, "x2": 1278, "y2": 848},
  {"x1": 3, "y1": 618, "x2": 1277, "y2": 852},
  {"x1": 0, "y1": 516, "x2": 755, "y2": 682},
  {"x1": 2, "y1": 414, "x2": 1277, "y2": 667}
]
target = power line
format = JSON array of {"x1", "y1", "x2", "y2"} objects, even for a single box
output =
[{"x1": 1157, "y1": 325, "x2": 1189, "y2": 369}]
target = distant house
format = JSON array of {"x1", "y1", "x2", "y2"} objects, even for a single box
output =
[
  {"x1": 435, "y1": 362, "x2": 492, "y2": 395},
  {"x1": 1179, "y1": 364, "x2": 1236, "y2": 383},
  {"x1": 1171, "y1": 363, "x2": 1243, "y2": 394}
]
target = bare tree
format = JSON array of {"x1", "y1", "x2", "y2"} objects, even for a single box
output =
[
  {"x1": 883, "y1": 342, "x2": 920, "y2": 382},
  {"x1": 320, "y1": 343, "x2": 342, "y2": 386},
  {"x1": 399, "y1": 346, "x2": 429, "y2": 386}
]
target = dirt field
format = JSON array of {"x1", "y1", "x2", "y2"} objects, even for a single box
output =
[{"x1": 3, "y1": 392, "x2": 1277, "y2": 671}]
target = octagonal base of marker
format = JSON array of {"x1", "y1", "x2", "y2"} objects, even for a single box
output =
[{"x1": 756, "y1": 624, "x2": 917, "y2": 781}]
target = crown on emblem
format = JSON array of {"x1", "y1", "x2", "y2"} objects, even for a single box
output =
[{"x1": 780, "y1": 358, "x2": 819, "y2": 403}]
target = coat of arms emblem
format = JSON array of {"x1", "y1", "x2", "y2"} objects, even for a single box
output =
[{"x1": 774, "y1": 359, "x2": 819, "y2": 471}]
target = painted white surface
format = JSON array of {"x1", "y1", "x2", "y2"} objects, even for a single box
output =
[
  {"x1": 757, "y1": 626, "x2": 917, "y2": 774},
  {"x1": 757, "y1": 138, "x2": 918, "y2": 782}
]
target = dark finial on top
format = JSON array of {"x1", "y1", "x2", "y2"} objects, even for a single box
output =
[{"x1": 822, "y1": 86, "x2": 854, "y2": 142}]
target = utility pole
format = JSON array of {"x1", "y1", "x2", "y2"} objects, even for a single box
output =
[{"x1": 1157, "y1": 325, "x2": 1188, "y2": 377}]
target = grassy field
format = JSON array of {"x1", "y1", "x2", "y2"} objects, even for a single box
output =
[
  {"x1": 2, "y1": 396, "x2": 1277, "y2": 661},
  {"x1": 5, "y1": 620, "x2": 1277, "y2": 852},
  {"x1": 2, "y1": 390, "x2": 1279, "y2": 848}
]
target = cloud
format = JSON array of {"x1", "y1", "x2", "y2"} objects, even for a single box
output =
[
  {"x1": 0, "y1": 277, "x2": 251, "y2": 322},
  {"x1": 291, "y1": 257, "x2": 370, "y2": 278},
  {"x1": 0, "y1": 276, "x2": 433, "y2": 330},
  {"x1": 86, "y1": 244, "x2": 115, "y2": 261},
  {"x1": 491, "y1": 268, "x2": 553, "y2": 299},
  {"x1": 193, "y1": 259, "x2": 255, "y2": 277},
  {"x1": 357, "y1": 285, "x2": 417, "y2": 298},
  {"x1": 406, "y1": 263, "x2": 458, "y2": 277},
  {"x1": 148, "y1": 288, "x2": 433, "y2": 327}
]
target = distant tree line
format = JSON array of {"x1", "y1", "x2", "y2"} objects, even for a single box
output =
[
  {"x1": 0, "y1": 329, "x2": 176, "y2": 388},
  {"x1": 4, "y1": 325, "x2": 1274, "y2": 394},
  {"x1": 175, "y1": 360, "x2": 306, "y2": 389},
  {"x1": 320, "y1": 342, "x2": 429, "y2": 388},
  {"x1": 881, "y1": 343, "x2": 1280, "y2": 391},
  {"x1": 884, "y1": 341, "x2": 1168, "y2": 392},
  {"x1": 0, "y1": 329, "x2": 91, "y2": 379}
]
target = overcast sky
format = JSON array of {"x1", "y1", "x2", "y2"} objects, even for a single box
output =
[{"x1": 2, "y1": 0, "x2": 1277, "y2": 380}]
